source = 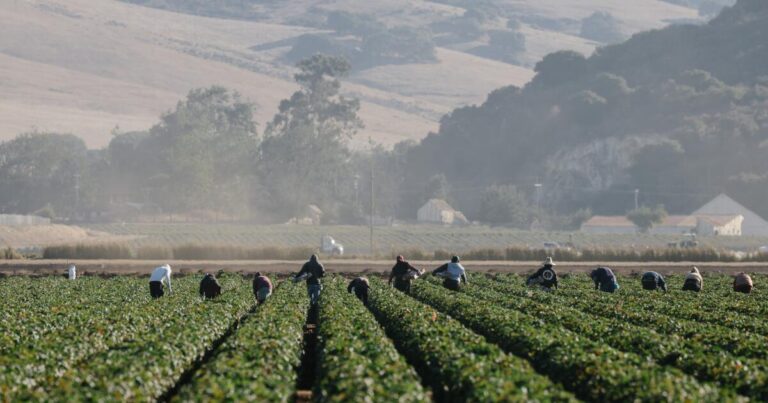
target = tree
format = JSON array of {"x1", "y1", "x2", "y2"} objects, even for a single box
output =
[
  {"x1": 259, "y1": 55, "x2": 363, "y2": 219},
  {"x1": 0, "y1": 133, "x2": 87, "y2": 217},
  {"x1": 478, "y1": 185, "x2": 532, "y2": 227},
  {"x1": 627, "y1": 205, "x2": 667, "y2": 233},
  {"x1": 108, "y1": 87, "x2": 258, "y2": 216}
]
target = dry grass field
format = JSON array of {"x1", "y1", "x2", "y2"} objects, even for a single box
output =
[{"x1": 0, "y1": 0, "x2": 701, "y2": 148}]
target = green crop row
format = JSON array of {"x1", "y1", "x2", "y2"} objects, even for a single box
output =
[
  {"x1": 459, "y1": 275, "x2": 768, "y2": 399},
  {"x1": 314, "y1": 278, "x2": 427, "y2": 401},
  {"x1": 491, "y1": 274, "x2": 768, "y2": 360},
  {"x1": 10, "y1": 275, "x2": 254, "y2": 401},
  {"x1": 174, "y1": 281, "x2": 307, "y2": 402},
  {"x1": 367, "y1": 277, "x2": 577, "y2": 402},
  {"x1": 0, "y1": 277, "x2": 203, "y2": 397},
  {"x1": 410, "y1": 279, "x2": 737, "y2": 402}
]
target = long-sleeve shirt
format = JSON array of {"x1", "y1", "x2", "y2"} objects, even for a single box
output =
[
  {"x1": 389, "y1": 261, "x2": 419, "y2": 283},
  {"x1": 433, "y1": 263, "x2": 467, "y2": 283},
  {"x1": 527, "y1": 265, "x2": 558, "y2": 289},
  {"x1": 150, "y1": 265, "x2": 172, "y2": 293},
  {"x1": 295, "y1": 259, "x2": 325, "y2": 285},
  {"x1": 641, "y1": 271, "x2": 666, "y2": 291},
  {"x1": 591, "y1": 267, "x2": 618, "y2": 292},
  {"x1": 734, "y1": 273, "x2": 753, "y2": 288},
  {"x1": 347, "y1": 277, "x2": 370, "y2": 293},
  {"x1": 199, "y1": 275, "x2": 222, "y2": 298},
  {"x1": 685, "y1": 268, "x2": 703, "y2": 288},
  {"x1": 253, "y1": 275, "x2": 272, "y2": 292}
]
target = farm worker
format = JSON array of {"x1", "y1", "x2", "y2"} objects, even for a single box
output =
[
  {"x1": 526, "y1": 257, "x2": 558, "y2": 291},
  {"x1": 590, "y1": 267, "x2": 619, "y2": 293},
  {"x1": 682, "y1": 267, "x2": 703, "y2": 292},
  {"x1": 199, "y1": 273, "x2": 222, "y2": 300},
  {"x1": 293, "y1": 255, "x2": 325, "y2": 304},
  {"x1": 252, "y1": 272, "x2": 273, "y2": 305},
  {"x1": 733, "y1": 272, "x2": 753, "y2": 294},
  {"x1": 67, "y1": 264, "x2": 76, "y2": 280},
  {"x1": 347, "y1": 277, "x2": 370, "y2": 305},
  {"x1": 432, "y1": 256, "x2": 467, "y2": 291},
  {"x1": 641, "y1": 271, "x2": 667, "y2": 292},
  {"x1": 389, "y1": 255, "x2": 423, "y2": 294},
  {"x1": 149, "y1": 264, "x2": 172, "y2": 299}
]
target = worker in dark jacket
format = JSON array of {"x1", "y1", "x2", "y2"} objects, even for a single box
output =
[
  {"x1": 199, "y1": 273, "x2": 222, "y2": 300},
  {"x1": 526, "y1": 257, "x2": 558, "y2": 291},
  {"x1": 733, "y1": 272, "x2": 753, "y2": 294},
  {"x1": 433, "y1": 256, "x2": 467, "y2": 291},
  {"x1": 389, "y1": 255, "x2": 422, "y2": 294},
  {"x1": 590, "y1": 267, "x2": 619, "y2": 293},
  {"x1": 252, "y1": 272, "x2": 273, "y2": 305},
  {"x1": 347, "y1": 277, "x2": 370, "y2": 305},
  {"x1": 641, "y1": 271, "x2": 667, "y2": 291},
  {"x1": 293, "y1": 255, "x2": 325, "y2": 304}
]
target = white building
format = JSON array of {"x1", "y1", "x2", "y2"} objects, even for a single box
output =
[
  {"x1": 581, "y1": 214, "x2": 743, "y2": 236},
  {"x1": 417, "y1": 199, "x2": 468, "y2": 225},
  {"x1": 693, "y1": 194, "x2": 768, "y2": 236}
]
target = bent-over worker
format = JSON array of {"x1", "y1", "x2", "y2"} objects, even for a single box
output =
[
  {"x1": 347, "y1": 277, "x2": 370, "y2": 305},
  {"x1": 641, "y1": 271, "x2": 667, "y2": 292},
  {"x1": 433, "y1": 256, "x2": 467, "y2": 291},
  {"x1": 253, "y1": 272, "x2": 273, "y2": 304},
  {"x1": 199, "y1": 273, "x2": 222, "y2": 300},
  {"x1": 734, "y1": 272, "x2": 753, "y2": 294},
  {"x1": 526, "y1": 257, "x2": 559, "y2": 291},
  {"x1": 149, "y1": 264, "x2": 172, "y2": 299},
  {"x1": 389, "y1": 255, "x2": 422, "y2": 294},
  {"x1": 590, "y1": 267, "x2": 619, "y2": 293},
  {"x1": 67, "y1": 264, "x2": 77, "y2": 280},
  {"x1": 682, "y1": 267, "x2": 703, "y2": 292}
]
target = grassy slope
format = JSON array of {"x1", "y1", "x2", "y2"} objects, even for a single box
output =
[{"x1": 1, "y1": 0, "x2": 698, "y2": 148}]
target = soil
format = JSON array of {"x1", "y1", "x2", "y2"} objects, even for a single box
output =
[{"x1": 2, "y1": 260, "x2": 768, "y2": 276}]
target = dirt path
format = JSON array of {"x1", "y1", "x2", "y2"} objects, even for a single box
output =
[{"x1": 2, "y1": 260, "x2": 768, "y2": 276}]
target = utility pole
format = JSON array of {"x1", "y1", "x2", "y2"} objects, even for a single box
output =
[
  {"x1": 534, "y1": 183, "x2": 542, "y2": 220},
  {"x1": 74, "y1": 173, "x2": 81, "y2": 220},
  {"x1": 369, "y1": 148, "x2": 375, "y2": 257},
  {"x1": 634, "y1": 189, "x2": 639, "y2": 210}
]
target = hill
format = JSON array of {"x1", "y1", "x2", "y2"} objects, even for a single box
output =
[
  {"x1": 400, "y1": 0, "x2": 768, "y2": 221},
  {"x1": 0, "y1": 0, "x2": 703, "y2": 148}
]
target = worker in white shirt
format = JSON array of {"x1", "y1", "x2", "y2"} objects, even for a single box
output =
[
  {"x1": 149, "y1": 264, "x2": 172, "y2": 299},
  {"x1": 432, "y1": 256, "x2": 468, "y2": 291},
  {"x1": 67, "y1": 264, "x2": 77, "y2": 280}
]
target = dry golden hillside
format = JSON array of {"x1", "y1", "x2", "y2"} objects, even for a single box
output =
[{"x1": 0, "y1": 0, "x2": 700, "y2": 148}]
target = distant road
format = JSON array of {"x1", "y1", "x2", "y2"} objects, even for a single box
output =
[{"x1": 2, "y1": 260, "x2": 767, "y2": 275}]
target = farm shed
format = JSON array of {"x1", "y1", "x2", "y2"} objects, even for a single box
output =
[
  {"x1": 693, "y1": 194, "x2": 768, "y2": 236},
  {"x1": 581, "y1": 214, "x2": 744, "y2": 236},
  {"x1": 696, "y1": 215, "x2": 743, "y2": 236},
  {"x1": 417, "y1": 199, "x2": 468, "y2": 225}
]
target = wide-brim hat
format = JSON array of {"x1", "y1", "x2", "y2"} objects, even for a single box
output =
[{"x1": 543, "y1": 257, "x2": 555, "y2": 266}]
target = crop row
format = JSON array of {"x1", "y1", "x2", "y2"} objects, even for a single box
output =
[
  {"x1": 314, "y1": 278, "x2": 427, "y2": 401},
  {"x1": 367, "y1": 277, "x2": 576, "y2": 401},
  {"x1": 11, "y1": 275, "x2": 254, "y2": 401},
  {"x1": 458, "y1": 275, "x2": 768, "y2": 399},
  {"x1": 0, "y1": 277, "x2": 201, "y2": 397},
  {"x1": 488, "y1": 274, "x2": 768, "y2": 360},
  {"x1": 173, "y1": 280, "x2": 307, "y2": 402},
  {"x1": 410, "y1": 280, "x2": 736, "y2": 402}
]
